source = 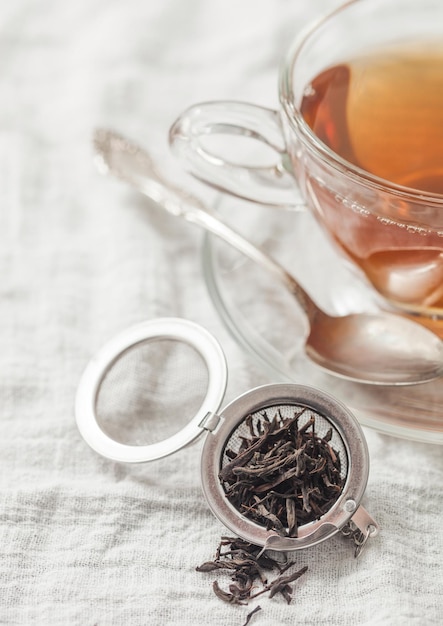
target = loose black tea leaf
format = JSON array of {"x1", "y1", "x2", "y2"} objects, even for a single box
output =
[
  {"x1": 220, "y1": 408, "x2": 345, "y2": 537},
  {"x1": 196, "y1": 536, "x2": 308, "y2": 619},
  {"x1": 266, "y1": 565, "x2": 309, "y2": 602},
  {"x1": 241, "y1": 605, "x2": 262, "y2": 626},
  {"x1": 212, "y1": 580, "x2": 247, "y2": 605}
]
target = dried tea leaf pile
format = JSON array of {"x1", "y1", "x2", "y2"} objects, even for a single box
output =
[
  {"x1": 219, "y1": 407, "x2": 345, "y2": 537},
  {"x1": 196, "y1": 536, "x2": 308, "y2": 610}
]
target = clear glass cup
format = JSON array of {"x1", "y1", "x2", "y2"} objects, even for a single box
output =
[{"x1": 169, "y1": 0, "x2": 443, "y2": 333}]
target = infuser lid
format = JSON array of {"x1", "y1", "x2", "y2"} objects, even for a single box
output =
[{"x1": 75, "y1": 317, "x2": 228, "y2": 462}]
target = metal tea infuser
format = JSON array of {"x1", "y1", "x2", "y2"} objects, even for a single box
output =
[{"x1": 75, "y1": 317, "x2": 379, "y2": 555}]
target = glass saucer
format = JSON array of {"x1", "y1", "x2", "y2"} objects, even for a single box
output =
[{"x1": 201, "y1": 197, "x2": 443, "y2": 445}]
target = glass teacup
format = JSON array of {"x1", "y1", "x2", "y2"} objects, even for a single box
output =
[{"x1": 169, "y1": 0, "x2": 443, "y2": 334}]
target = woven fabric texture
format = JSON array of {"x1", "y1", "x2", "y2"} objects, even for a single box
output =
[{"x1": 1, "y1": 1, "x2": 442, "y2": 624}]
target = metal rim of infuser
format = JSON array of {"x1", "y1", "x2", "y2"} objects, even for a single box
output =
[
  {"x1": 75, "y1": 317, "x2": 227, "y2": 463},
  {"x1": 75, "y1": 317, "x2": 378, "y2": 552}
]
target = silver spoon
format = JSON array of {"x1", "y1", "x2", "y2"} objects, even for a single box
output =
[{"x1": 93, "y1": 128, "x2": 443, "y2": 386}]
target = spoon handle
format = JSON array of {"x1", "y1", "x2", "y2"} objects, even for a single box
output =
[
  {"x1": 184, "y1": 207, "x2": 318, "y2": 320},
  {"x1": 94, "y1": 129, "x2": 320, "y2": 323}
]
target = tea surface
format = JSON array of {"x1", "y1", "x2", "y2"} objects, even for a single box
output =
[
  {"x1": 301, "y1": 41, "x2": 443, "y2": 194},
  {"x1": 299, "y1": 41, "x2": 443, "y2": 316}
]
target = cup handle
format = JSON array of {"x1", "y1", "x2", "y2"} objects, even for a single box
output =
[{"x1": 169, "y1": 101, "x2": 305, "y2": 208}]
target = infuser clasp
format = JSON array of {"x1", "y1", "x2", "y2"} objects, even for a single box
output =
[{"x1": 342, "y1": 505, "x2": 379, "y2": 558}]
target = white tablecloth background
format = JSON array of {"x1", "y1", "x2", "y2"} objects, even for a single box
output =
[{"x1": 1, "y1": 1, "x2": 443, "y2": 624}]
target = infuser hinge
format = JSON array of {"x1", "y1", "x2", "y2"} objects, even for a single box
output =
[{"x1": 199, "y1": 411, "x2": 221, "y2": 432}]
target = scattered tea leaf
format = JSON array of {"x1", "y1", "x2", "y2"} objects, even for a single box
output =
[
  {"x1": 241, "y1": 605, "x2": 262, "y2": 626},
  {"x1": 197, "y1": 536, "x2": 308, "y2": 622}
]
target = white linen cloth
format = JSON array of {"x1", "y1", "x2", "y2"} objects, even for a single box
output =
[{"x1": 1, "y1": 1, "x2": 442, "y2": 624}]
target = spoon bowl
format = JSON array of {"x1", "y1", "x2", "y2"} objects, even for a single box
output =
[
  {"x1": 306, "y1": 311, "x2": 443, "y2": 385},
  {"x1": 93, "y1": 128, "x2": 443, "y2": 386}
]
